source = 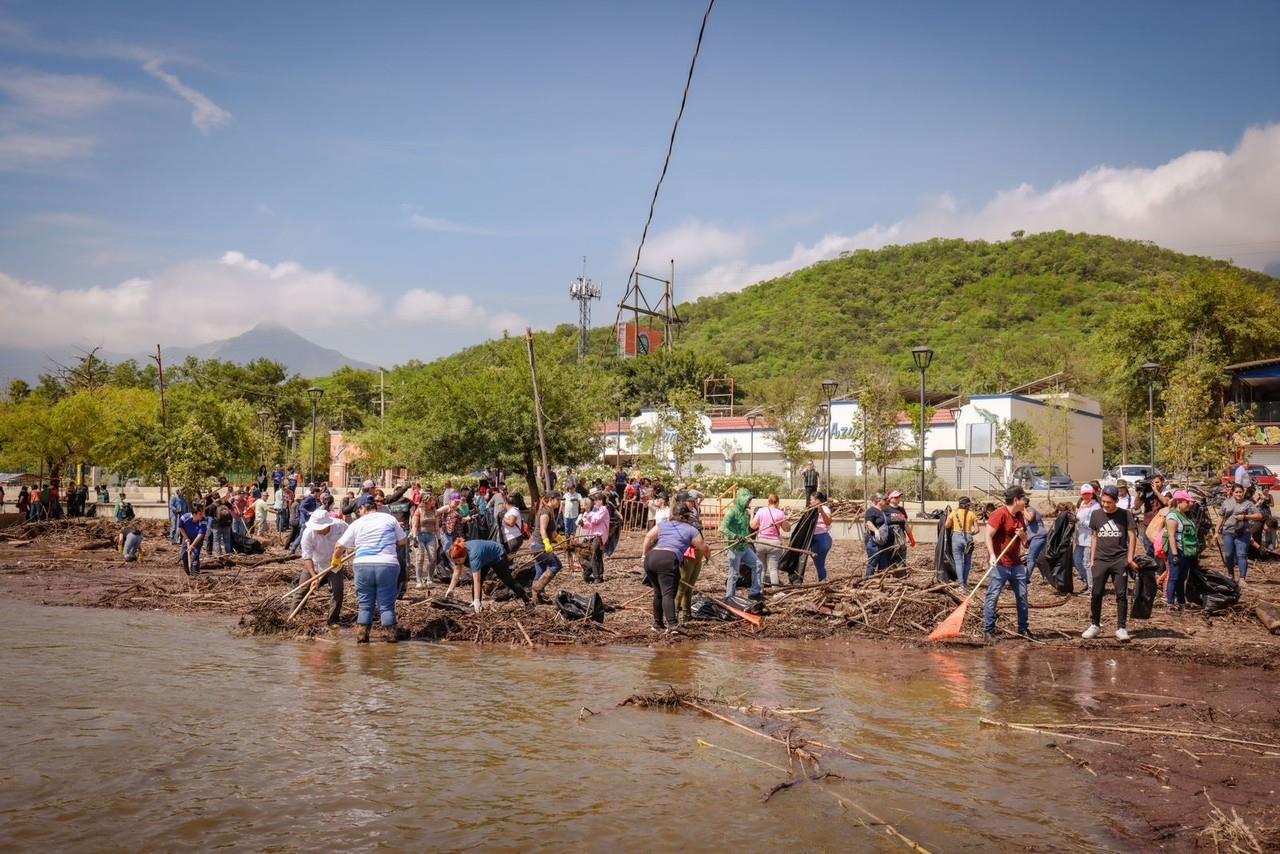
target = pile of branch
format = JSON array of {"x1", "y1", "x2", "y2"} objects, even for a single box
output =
[
  {"x1": 0, "y1": 517, "x2": 167, "y2": 545},
  {"x1": 763, "y1": 568, "x2": 955, "y2": 636}
]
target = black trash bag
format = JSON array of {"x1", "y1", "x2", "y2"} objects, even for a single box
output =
[
  {"x1": 780, "y1": 505, "x2": 818, "y2": 584},
  {"x1": 724, "y1": 594, "x2": 766, "y2": 616},
  {"x1": 555, "y1": 590, "x2": 605, "y2": 623},
  {"x1": 934, "y1": 505, "x2": 956, "y2": 583},
  {"x1": 1130, "y1": 554, "x2": 1160, "y2": 619},
  {"x1": 1036, "y1": 513, "x2": 1076, "y2": 595},
  {"x1": 230, "y1": 531, "x2": 265, "y2": 555},
  {"x1": 1185, "y1": 564, "x2": 1240, "y2": 615},
  {"x1": 690, "y1": 595, "x2": 737, "y2": 622}
]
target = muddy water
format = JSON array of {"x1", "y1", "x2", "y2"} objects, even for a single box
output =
[{"x1": 0, "y1": 605, "x2": 1153, "y2": 852}]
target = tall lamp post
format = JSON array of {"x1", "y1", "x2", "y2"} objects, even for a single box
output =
[
  {"x1": 257, "y1": 409, "x2": 270, "y2": 471},
  {"x1": 307, "y1": 387, "x2": 324, "y2": 486},
  {"x1": 949, "y1": 403, "x2": 963, "y2": 494},
  {"x1": 911, "y1": 347, "x2": 934, "y2": 516},
  {"x1": 821, "y1": 379, "x2": 838, "y2": 493},
  {"x1": 746, "y1": 413, "x2": 757, "y2": 475},
  {"x1": 1141, "y1": 362, "x2": 1160, "y2": 469}
]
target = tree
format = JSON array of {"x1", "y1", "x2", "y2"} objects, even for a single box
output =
[
  {"x1": 752, "y1": 376, "x2": 820, "y2": 488},
  {"x1": 0, "y1": 391, "x2": 107, "y2": 482},
  {"x1": 656, "y1": 387, "x2": 710, "y2": 477},
  {"x1": 1156, "y1": 334, "x2": 1247, "y2": 480},
  {"x1": 614, "y1": 348, "x2": 736, "y2": 411},
  {"x1": 850, "y1": 373, "x2": 905, "y2": 484},
  {"x1": 5, "y1": 379, "x2": 30, "y2": 403}
]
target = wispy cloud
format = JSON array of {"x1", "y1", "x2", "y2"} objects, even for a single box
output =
[
  {"x1": 140, "y1": 58, "x2": 231, "y2": 133},
  {"x1": 0, "y1": 69, "x2": 141, "y2": 117},
  {"x1": 401, "y1": 204, "x2": 492, "y2": 235},
  {"x1": 679, "y1": 123, "x2": 1280, "y2": 296},
  {"x1": 0, "y1": 133, "x2": 95, "y2": 170}
]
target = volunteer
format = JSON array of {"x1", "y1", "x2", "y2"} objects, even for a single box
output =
[
  {"x1": 1082, "y1": 485, "x2": 1136, "y2": 642},
  {"x1": 333, "y1": 495, "x2": 407, "y2": 643}
]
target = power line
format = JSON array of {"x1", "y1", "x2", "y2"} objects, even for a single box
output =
[{"x1": 615, "y1": 0, "x2": 715, "y2": 334}]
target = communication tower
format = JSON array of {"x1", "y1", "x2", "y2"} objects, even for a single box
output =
[{"x1": 568, "y1": 256, "x2": 601, "y2": 360}]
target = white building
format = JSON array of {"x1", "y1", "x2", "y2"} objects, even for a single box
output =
[{"x1": 600, "y1": 388, "x2": 1103, "y2": 493}]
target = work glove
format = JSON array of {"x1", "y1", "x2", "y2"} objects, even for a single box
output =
[
  {"x1": 329, "y1": 554, "x2": 344, "y2": 571},
  {"x1": 554, "y1": 534, "x2": 566, "y2": 545},
  {"x1": 543, "y1": 538, "x2": 554, "y2": 553}
]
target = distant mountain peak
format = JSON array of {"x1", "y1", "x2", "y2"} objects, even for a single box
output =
[{"x1": 175, "y1": 323, "x2": 375, "y2": 377}]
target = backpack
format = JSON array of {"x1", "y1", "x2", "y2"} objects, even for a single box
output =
[{"x1": 1165, "y1": 509, "x2": 1201, "y2": 558}]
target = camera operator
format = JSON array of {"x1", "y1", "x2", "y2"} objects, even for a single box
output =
[{"x1": 1136, "y1": 474, "x2": 1170, "y2": 558}]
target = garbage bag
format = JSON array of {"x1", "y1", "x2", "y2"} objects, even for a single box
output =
[
  {"x1": 230, "y1": 531, "x2": 265, "y2": 555},
  {"x1": 1036, "y1": 513, "x2": 1075, "y2": 594},
  {"x1": 724, "y1": 594, "x2": 765, "y2": 616},
  {"x1": 1130, "y1": 554, "x2": 1160, "y2": 619},
  {"x1": 780, "y1": 505, "x2": 818, "y2": 584},
  {"x1": 690, "y1": 595, "x2": 737, "y2": 622},
  {"x1": 555, "y1": 590, "x2": 605, "y2": 623},
  {"x1": 934, "y1": 506, "x2": 956, "y2": 583},
  {"x1": 1185, "y1": 564, "x2": 1240, "y2": 615}
]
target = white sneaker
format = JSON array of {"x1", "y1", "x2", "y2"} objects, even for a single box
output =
[
  {"x1": 472, "y1": 599, "x2": 482, "y2": 615},
  {"x1": 1082, "y1": 624, "x2": 1101, "y2": 639},
  {"x1": 1115, "y1": 628, "x2": 1130, "y2": 642}
]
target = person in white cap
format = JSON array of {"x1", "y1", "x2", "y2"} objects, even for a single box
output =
[
  {"x1": 297, "y1": 507, "x2": 349, "y2": 628},
  {"x1": 1074, "y1": 484, "x2": 1097, "y2": 593}
]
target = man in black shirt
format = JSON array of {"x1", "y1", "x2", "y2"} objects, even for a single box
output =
[
  {"x1": 1083, "y1": 485, "x2": 1137, "y2": 642},
  {"x1": 802, "y1": 462, "x2": 819, "y2": 503}
]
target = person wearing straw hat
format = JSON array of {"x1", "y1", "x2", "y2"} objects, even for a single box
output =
[
  {"x1": 982, "y1": 486, "x2": 1032, "y2": 642},
  {"x1": 298, "y1": 507, "x2": 349, "y2": 629}
]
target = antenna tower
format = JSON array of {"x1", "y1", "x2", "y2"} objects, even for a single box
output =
[{"x1": 568, "y1": 256, "x2": 601, "y2": 360}]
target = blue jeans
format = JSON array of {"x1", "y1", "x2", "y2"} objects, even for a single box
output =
[
  {"x1": 415, "y1": 532, "x2": 438, "y2": 583},
  {"x1": 951, "y1": 534, "x2": 973, "y2": 586},
  {"x1": 355, "y1": 562, "x2": 399, "y2": 627},
  {"x1": 865, "y1": 539, "x2": 886, "y2": 576},
  {"x1": 232, "y1": 517, "x2": 247, "y2": 538},
  {"x1": 123, "y1": 532, "x2": 142, "y2": 561},
  {"x1": 169, "y1": 511, "x2": 180, "y2": 543},
  {"x1": 809, "y1": 532, "x2": 832, "y2": 581},
  {"x1": 1072, "y1": 544, "x2": 1091, "y2": 588},
  {"x1": 564, "y1": 518, "x2": 578, "y2": 537},
  {"x1": 1167, "y1": 553, "x2": 1193, "y2": 605},
  {"x1": 983, "y1": 563, "x2": 1030, "y2": 634},
  {"x1": 533, "y1": 549, "x2": 563, "y2": 581},
  {"x1": 180, "y1": 540, "x2": 202, "y2": 575},
  {"x1": 1222, "y1": 531, "x2": 1249, "y2": 579},
  {"x1": 726, "y1": 548, "x2": 762, "y2": 597},
  {"x1": 1025, "y1": 537, "x2": 1048, "y2": 583}
]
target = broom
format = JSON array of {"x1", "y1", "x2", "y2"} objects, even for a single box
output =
[{"x1": 927, "y1": 535, "x2": 1019, "y2": 641}]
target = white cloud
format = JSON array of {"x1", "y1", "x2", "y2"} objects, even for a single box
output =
[
  {"x1": 0, "y1": 252, "x2": 527, "y2": 352},
  {"x1": 0, "y1": 70, "x2": 139, "y2": 117},
  {"x1": 0, "y1": 133, "x2": 95, "y2": 169},
  {"x1": 402, "y1": 205, "x2": 491, "y2": 235},
  {"x1": 141, "y1": 58, "x2": 231, "y2": 133},
  {"x1": 629, "y1": 218, "x2": 752, "y2": 271},
  {"x1": 396, "y1": 289, "x2": 527, "y2": 337},
  {"x1": 685, "y1": 123, "x2": 1280, "y2": 296}
]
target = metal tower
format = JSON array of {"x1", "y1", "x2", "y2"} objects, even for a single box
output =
[{"x1": 568, "y1": 257, "x2": 601, "y2": 359}]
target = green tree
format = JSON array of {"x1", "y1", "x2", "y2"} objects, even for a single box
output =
[
  {"x1": 655, "y1": 387, "x2": 710, "y2": 477},
  {"x1": 850, "y1": 373, "x2": 905, "y2": 483},
  {"x1": 5, "y1": 379, "x2": 30, "y2": 403},
  {"x1": 752, "y1": 376, "x2": 820, "y2": 489},
  {"x1": 1155, "y1": 335, "x2": 1248, "y2": 480}
]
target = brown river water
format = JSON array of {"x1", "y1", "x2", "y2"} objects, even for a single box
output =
[{"x1": 0, "y1": 602, "x2": 1162, "y2": 851}]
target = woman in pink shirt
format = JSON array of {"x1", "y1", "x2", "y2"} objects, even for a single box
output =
[
  {"x1": 577, "y1": 492, "x2": 611, "y2": 582},
  {"x1": 750, "y1": 494, "x2": 791, "y2": 586}
]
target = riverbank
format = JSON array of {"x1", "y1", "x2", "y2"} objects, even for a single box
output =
[{"x1": 2, "y1": 519, "x2": 1279, "y2": 849}]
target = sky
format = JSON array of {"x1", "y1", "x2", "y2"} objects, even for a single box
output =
[{"x1": 1, "y1": 0, "x2": 1278, "y2": 368}]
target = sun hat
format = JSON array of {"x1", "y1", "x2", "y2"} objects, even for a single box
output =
[{"x1": 305, "y1": 508, "x2": 335, "y2": 530}]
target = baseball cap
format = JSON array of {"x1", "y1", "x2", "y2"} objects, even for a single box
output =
[
  {"x1": 1004, "y1": 485, "x2": 1027, "y2": 502},
  {"x1": 361, "y1": 479, "x2": 376, "y2": 490},
  {"x1": 1080, "y1": 484, "x2": 1095, "y2": 494},
  {"x1": 1172, "y1": 489, "x2": 1194, "y2": 502},
  {"x1": 888, "y1": 489, "x2": 903, "y2": 499},
  {"x1": 353, "y1": 495, "x2": 375, "y2": 511},
  {"x1": 1101, "y1": 485, "x2": 1119, "y2": 499}
]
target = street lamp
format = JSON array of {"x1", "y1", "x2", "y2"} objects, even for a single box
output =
[
  {"x1": 1141, "y1": 363, "x2": 1160, "y2": 468},
  {"x1": 257, "y1": 409, "x2": 270, "y2": 470},
  {"x1": 949, "y1": 403, "x2": 963, "y2": 494},
  {"x1": 821, "y1": 379, "x2": 838, "y2": 492},
  {"x1": 746, "y1": 413, "x2": 757, "y2": 475},
  {"x1": 911, "y1": 346, "x2": 934, "y2": 516},
  {"x1": 307, "y1": 387, "x2": 324, "y2": 486}
]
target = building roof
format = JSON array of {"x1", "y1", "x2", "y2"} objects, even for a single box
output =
[{"x1": 1224, "y1": 356, "x2": 1280, "y2": 372}]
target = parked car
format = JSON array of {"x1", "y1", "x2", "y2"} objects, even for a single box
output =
[
  {"x1": 1221, "y1": 463, "x2": 1279, "y2": 490},
  {"x1": 1012, "y1": 464, "x2": 1074, "y2": 492},
  {"x1": 1101, "y1": 464, "x2": 1162, "y2": 486}
]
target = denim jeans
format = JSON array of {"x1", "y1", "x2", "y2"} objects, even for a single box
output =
[
  {"x1": 725, "y1": 548, "x2": 762, "y2": 597},
  {"x1": 180, "y1": 541, "x2": 202, "y2": 575},
  {"x1": 951, "y1": 533, "x2": 973, "y2": 586},
  {"x1": 1025, "y1": 537, "x2": 1048, "y2": 583},
  {"x1": 533, "y1": 549, "x2": 563, "y2": 581},
  {"x1": 1167, "y1": 553, "x2": 1193, "y2": 605},
  {"x1": 563, "y1": 517, "x2": 578, "y2": 538},
  {"x1": 865, "y1": 539, "x2": 886, "y2": 577},
  {"x1": 1072, "y1": 544, "x2": 1092, "y2": 589},
  {"x1": 354, "y1": 562, "x2": 399, "y2": 627},
  {"x1": 232, "y1": 517, "x2": 247, "y2": 538},
  {"x1": 123, "y1": 531, "x2": 142, "y2": 561},
  {"x1": 1221, "y1": 531, "x2": 1249, "y2": 579},
  {"x1": 983, "y1": 562, "x2": 1029, "y2": 634},
  {"x1": 756, "y1": 540, "x2": 784, "y2": 585},
  {"x1": 169, "y1": 511, "x2": 180, "y2": 543},
  {"x1": 414, "y1": 532, "x2": 438, "y2": 583},
  {"x1": 810, "y1": 532, "x2": 832, "y2": 582}
]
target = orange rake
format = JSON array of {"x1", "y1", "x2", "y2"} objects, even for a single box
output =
[{"x1": 927, "y1": 536, "x2": 1019, "y2": 641}]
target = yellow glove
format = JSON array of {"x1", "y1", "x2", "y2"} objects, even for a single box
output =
[
  {"x1": 329, "y1": 554, "x2": 344, "y2": 570},
  {"x1": 554, "y1": 534, "x2": 566, "y2": 544},
  {"x1": 543, "y1": 539, "x2": 554, "y2": 553}
]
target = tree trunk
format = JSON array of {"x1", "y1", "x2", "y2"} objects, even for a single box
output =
[{"x1": 522, "y1": 447, "x2": 541, "y2": 505}]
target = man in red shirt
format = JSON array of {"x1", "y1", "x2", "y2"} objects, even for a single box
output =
[{"x1": 983, "y1": 485, "x2": 1032, "y2": 642}]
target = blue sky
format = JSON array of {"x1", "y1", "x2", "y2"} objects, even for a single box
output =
[{"x1": 1, "y1": 0, "x2": 1278, "y2": 366}]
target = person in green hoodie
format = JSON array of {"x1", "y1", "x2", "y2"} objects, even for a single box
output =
[{"x1": 721, "y1": 487, "x2": 763, "y2": 600}]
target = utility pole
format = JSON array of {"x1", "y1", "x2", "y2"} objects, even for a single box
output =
[
  {"x1": 379, "y1": 369, "x2": 385, "y2": 424},
  {"x1": 525, "y1": 329, "x2": 552, "y2": 495},
  {"x1": 151, "y1": 345, "x2": 169, "y2": 502},
  {"x1": 568, "y1": 257, "x2": 600, "y2": 360}
]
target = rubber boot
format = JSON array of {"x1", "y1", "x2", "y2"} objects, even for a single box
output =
[
  {"x1": 532, "y1": 571, "x2": 554, "y2": 604},
  {"x1": 355, "y1": 624, "x2": 370, "y2": 644},
  {"x1": 381, "y1": 625, "x2": 398, "y2": 644}
]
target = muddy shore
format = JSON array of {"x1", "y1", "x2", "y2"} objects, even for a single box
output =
[{"x1": 2, "y1": 516, "x2": 1278, "y2": 849}]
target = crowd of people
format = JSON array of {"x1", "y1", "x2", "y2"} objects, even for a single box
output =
[{"x1": 9, "y1": 482, "x2": 111, "y2": 521}]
